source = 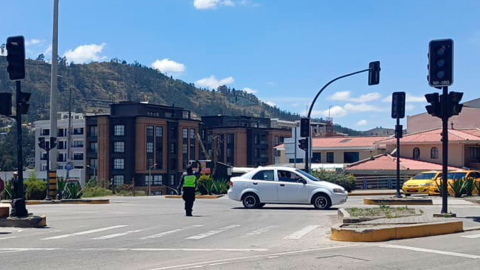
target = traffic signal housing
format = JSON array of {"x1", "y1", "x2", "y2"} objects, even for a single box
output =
[
  {"x1": 17, "y1": 92, "x2": 31, "y2": 114},
  {"x1": 50, "y1": 137, "x2": 57, "y2": 149},
  {"x1": 0, "y1": 93, "x2": 12, "y2": 116},
  {"x1": 447, "y1": 91, "x2": 463, "y2": 118},
  {"x1": 368, "y1": 61, "x2": 381, "y2": 85},
  {"x1": 300, "y1": 118, "x2": 310, "y2": 137},
  {"x1": 391, "y1": 92, "x2": 406, "y2": 119},
  {"x1": 298, "y1": 138, "x2": 308, "y2": 151},
  {"x1": 38, "y1": 137, "x2": 46, "y2": 150},
  {"x1": 6, "y1": 36, "x2": 26, "y2": 81},
  {"x1": 428, "y1": 39, "x2": 453, "y2": 87}
]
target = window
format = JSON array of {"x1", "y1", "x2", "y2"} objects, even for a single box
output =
[
  {"x1": 90, "y1": 126, "x2": 98, "y2": 137},
  {"x1": 90, "y1": 158, "x2": 98, "y2": 169},
  {"x1": 72, "y1": 140, "x2": 84, "y2": 148},
  {"x1": 252, "y1": 170, "x2": 275, "y2": 181},
  {"x1": 413, "y1": 147, "x2": 420, "y2": 160},
  {"x1": 147, "y1": 158, "x2": 155, "y2": 168},
  {"x1": 183, "y1": 128, "x2": 188, "y2": 138},
  {"x1": 278, "y1": 170, "x2": 303, "y2": 183},
  {"x1": 344, "y1": 152, "x2": 359, "y2": 163},
  {"x1": 312, "y1": 153, "x2": 321, "y2": 163},
  {"x1": 254, "y1": 135, "x2": 259, "y2": 145},
  {"x1": 153, "y1": 175, "x2": 162, "y2": 185},
  {"x1": 114, "y1": 158, "x2": 125, "y2": 169},
  {"x1": 227, "y1": 134, "x2": 234, "y2": 144},
  {"x1": 147, "y1": 126, "x2": 154, "y2": 137},
  {"x1": 90, "y1": 142, "x2": 98, "y2": 153},
  {"x1": 73, "y1": 153, "x2": 84, "y2": 160},
  {"x1": 170, "y1": 175, "x2": 175, "y2": 185},
  {"x1": 114, "y1": 125, "x2": 125, "y2": 136},
  {"x1": 431, "y1": 147, "x2": 439, "y2": 159},
  {"x1": 114, "y1": 141, "x2": 124, "y2": 153},
  {"x1": 145, "y1": 175, "x2": 153, "y2": 186},
  {"x1": 73, "y1": 128, "x2": 84, "y2": 135},
  {"x1": 41, "y1": 129, "x2": 50, "y2": 136},
  {"x1": 156, "y1": 126, "x2": 163, "y2": 137},
  {"x1": 190, "y1": 129, "x2": 196, "y2": 139},
  {"x1": 113, "y1": 175, "x2": 124, "y2": 186},
  {"x1": 468, "y1": 147, "x2": 480, "y2": 161},
  {"x1": 147, "y1": 142, "x2": 154, "y2": 153},
  {"x1": 327, "y1": 152, "x2": 334, "y2": 163},
  {"x1": 170, "y1": 143, "x2": 175, "y2": 154},
  {"x1": 183, "y1": 144, "x2": 188, "y2": 154}
]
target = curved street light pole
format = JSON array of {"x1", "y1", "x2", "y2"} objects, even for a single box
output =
[{"x1": 304, "y1": 68, "x2": 371, "y2": 173}]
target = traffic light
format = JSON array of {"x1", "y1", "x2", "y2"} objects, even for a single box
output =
[
  {"x1": 6, "y1": 36, "x2": 25, "y2": 81},
  {"x1": 0, "y1": 93, "x2": 12, "y2": 116},
  {"x1": 391, "y1": 92, "x2": 406, "y2": 119},
  {"x1": 17, "y1": 92, "x2": 31, "y2": 114},
  {"x1": 368, "y1": 61, "x2": 381, "y2": 85},
  {"x1": 50, "y1": 137, "x2": 57, "y2": 149},
  {"x1": 447, "y1": 91, "x2": 463, "y2": 117},
  {"x1": 425, "y1": 93, "x2": 441, "y2": 118},
  {"x1": 38, "y1": 137, "x2": 46, "y2": 150},
  {"x1": 298, "y1": 138, "x2": 307, "y2": 151},
  {"x1": 395, "y1": 125, "x2": 403, "y2": 139},
  {"x1": 300, "y1": 118, "x2": 310, "y2": 137},
  {"x1": 428, "y1": 39, "x2": 453, "y2": 87}
]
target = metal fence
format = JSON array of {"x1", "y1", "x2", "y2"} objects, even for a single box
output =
[{"x1": 355, "y1": 175, "x2": 411, "y2": 190}]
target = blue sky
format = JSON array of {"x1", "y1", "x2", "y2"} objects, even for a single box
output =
[{"x1": 2, "y1": 0, "x2": 480, "y2": 131}]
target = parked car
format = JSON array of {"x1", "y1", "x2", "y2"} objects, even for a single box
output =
[
  {"x1": 227, "y1": 166, "x2": 348, "y2": 209},
  {"x1": 402, "y1": 171, "x2": 442, "y2": 196},
  {"x1": 429, "y1": 170, "x2": 480, "y2": 196}
]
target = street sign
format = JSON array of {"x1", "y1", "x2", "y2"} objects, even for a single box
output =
[{"x1": 65, "y1": 163, "x2": 72, "y2": 171}]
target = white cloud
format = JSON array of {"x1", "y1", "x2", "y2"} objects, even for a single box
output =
[
  {"x1": 329, "y1": 91, "x2": 381, "y2": 103},
  {"x1": 243, "y1": 87, "x2": 257, "y2": 94},
  {"x1": 264, "y1": 101, "x2": 276, "y2": 107},
  {"x1": 356, "y1": 120, "x2": 368, "y2": 126},
  {"x1": 194, "y1": 0, "x2": 235, "y2": 9},
  {"x1": 63, "y1": 43, "x2": 107, "y2": 64},
  {"x1": 382, "y1": 93, "x2": 425, "y2": 103},
  {"x1": 309, "y1": 106, "x2": 347, "y2": 118},
  {"x1": 344, "y1": 103, "x2": 383, "y2": 112},
  {"x1": 240, "y1": 0, "x2": 260, "y2": 7},
  {"x1": 25, "y1": 39, "x2": 42, "y2": 46},
  {"x1": 195, "y1": 75, "x2": 235, "y2": 89},
  {"x1": 305, "y1": 103, "x2": 383, "y2": 119},
  {"x1": 406, "y1": 104, "x2": 415, "y2": 111},
  {"x1": 152, "y1": 58, "x2": 186, "y2": 74}
]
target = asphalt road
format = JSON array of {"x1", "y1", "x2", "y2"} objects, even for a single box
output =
[{"x1": 1, "y1": 195, "x2": 480, "y2": 270}]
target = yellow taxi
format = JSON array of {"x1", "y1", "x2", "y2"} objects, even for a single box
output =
[
  {"x1": 402, "y1": 171, "x2": 442, "y2": 196},
  {"x1": 429, "y1": 170, "x2": 480, "y2": 196}
]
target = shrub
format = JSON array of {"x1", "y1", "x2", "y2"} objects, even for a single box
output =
[
  {"x1": 1, "y1": 179, "x2": 15, "y2": 200},
  {"x1": 83, "y1": 186, "x2": 113, "y2": 197},
  {"x1": 63, "y1": 181, "x2": 83, "y2": 199},
  {"x1": 464, "y1": 178, "x2": 475, "y2": 197},
  {"x1": 448, "y1": 180, "x2": 464, "y2": 198},
  {"x1": 86, "y1": 178, "x2": 97, "y2": 188},
  {"x1": 197, "y1": 175, "x2": 214, "y2": 195},
  {"x1": 24, "y1": 179, "x2": 47, "y2": 200},
  {"x1": 311, "y1": 170, "x2": 356, "y2": 192},
  {"x1": 474, "y1": 181, "x2": 480, "y2": 196}
]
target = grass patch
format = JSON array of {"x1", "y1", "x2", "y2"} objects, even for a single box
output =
[
  {"x1": 347, "y1": 205, "x2": 418, "y2": 219},
  {"x1": 82, "y1": 187, "x2": 113, "y2": 198}
]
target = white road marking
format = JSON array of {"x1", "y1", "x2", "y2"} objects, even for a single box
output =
[
  {"x1": 381, "y1": 244, "x2": 480, "y2": 259},
  {"x1": 186, "y1": 225, "x2": 240, "y2": 240},
  {"x1": 146, "y1": 245, "x2": 360, "y2": 270},
  {"x1": 93, "y1": 229, "x2": 145, "y2": 240},
  {"x1": 0, "y1": 236, "x2": 16, "y2": 240},
  {"x1": 244, "y1": 226, "x2": 277, "y2": 237},
  {"x1": 284, "y1": 225, "x2": 320, "y2": 239},
  {"x1": 462, "y1": 233, "x2": 480, "y2": 239},
  {"x1": 141, "y1": 225, "x2": 203, "y2": 240},
  {"x1": 0, "y1": 248, "x2": 267, "y2": 252},
  {"x1": 42, "y1": 225, "x2": 128, "y2": 240}
]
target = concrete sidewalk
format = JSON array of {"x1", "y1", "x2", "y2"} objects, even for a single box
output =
[{"x1": 348, "y1": 189, "x2": 398, "y2": 196}]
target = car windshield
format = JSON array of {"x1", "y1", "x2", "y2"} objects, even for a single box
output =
[
  {"x1": 413, "y1": 173, "x2": 438, "y2": 180},
  {"x1": 447, "y1": 172, "x2": 467, "y2": 180},
  {"x1": 295, "y1": 169, "x2": 321, "y2": 182}
]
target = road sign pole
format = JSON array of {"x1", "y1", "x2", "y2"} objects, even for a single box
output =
[{"x1": 441, "y1": 86, "x2": 449, "y2": 214}]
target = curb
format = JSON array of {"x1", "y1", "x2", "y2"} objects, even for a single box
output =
[
  {"x1": 331, "y1": 220, "x2": 463, "y2": 242},
  {"x1": 348, "y1": 192, "x2": 397, "y2": 197},
  {"x1": 364, "y1": 198, "x2": 433, "y2": 205},
  {"x1": 165, "y1": 195, "x2": 224, "y2": 199},
  {"x1": 0, "y1": 215, "x2": 47, "y2": 228},
  {"x1": 1, "y1": 199, "x2": 110, "y2": 205}
]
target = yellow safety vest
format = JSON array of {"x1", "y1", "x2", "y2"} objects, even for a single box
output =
[{"x1": 183, "y1": 175, "x2": 196, "y2": 188}]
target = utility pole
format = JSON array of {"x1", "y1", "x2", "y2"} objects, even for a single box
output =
[
  {"x1": 66, "y1": 87, "x2": 72, "y2": 180},
  {"x1": 49, "y1": 0, "x2": 59, "y2": 172}
]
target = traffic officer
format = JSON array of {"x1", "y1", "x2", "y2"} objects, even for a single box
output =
[{"x1": 178, "y1": 160, "x2": 202, "y2": 216}]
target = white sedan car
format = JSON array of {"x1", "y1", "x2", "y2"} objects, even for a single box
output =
[{"x1": 227, "y1": 166, "x2": 348, "y2": 209}]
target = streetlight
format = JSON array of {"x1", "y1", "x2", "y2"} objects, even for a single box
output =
[
  {"x1": 148, "y1": 164, "x2": 157, "y2": 196},
  {"x1": 87, "y1": 165, "x2": 96, "y2": 182}
]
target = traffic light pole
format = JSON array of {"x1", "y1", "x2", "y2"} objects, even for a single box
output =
[
  {"x1": 395, "y1": 117, "x2": 401, "y2": 198},
  {"x1": 305, "y1": 68, "x2": 370, "y2": 172},
  {"x1": 11, "y1": 80, "x2": 28, "y2": 217},
  {"x1": 441, "y1": 86, "x2": 449, "y2": 214}
]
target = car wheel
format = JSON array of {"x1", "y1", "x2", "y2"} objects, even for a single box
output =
[
  {"x1": 242, "y1": 193, "x2": 259, "y2": 209},
  {"x1": 312, "y1": 193, "x2": 331, "y2": 210},
  {"x1": 256, "y1": 203, "x2": 266, "y2": 208}
]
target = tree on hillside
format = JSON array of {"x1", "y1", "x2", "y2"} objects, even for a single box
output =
[{"x1": 36, "y1": 54, "x2": 45, "y2": 62}]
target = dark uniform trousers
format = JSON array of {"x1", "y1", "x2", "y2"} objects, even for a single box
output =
[{"x1": 182, "y1": 187, "x2": 196, "y2": 216}]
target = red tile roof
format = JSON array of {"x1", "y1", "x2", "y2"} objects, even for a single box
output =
[
  {"x1": 310, "y1": 136, "x2": 389, "y2": 149},
  {"x1": 379, "y1": 128, "x2": 480, "y2": 144},
  {"x1": 346, "y1": 154, "x2": 460, "y2": 171}
]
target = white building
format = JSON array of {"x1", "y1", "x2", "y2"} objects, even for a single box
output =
[{"x1": 34, "y1": 112, "x2": 86, "y2": 172}]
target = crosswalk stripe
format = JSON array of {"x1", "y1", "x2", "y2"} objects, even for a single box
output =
[
  {"x1": 186, "y1": 225, "x2": 240, "y2": 240},
  {"x1": 93, "y1": 229, "x2": 145, "y2": 240},
  {"x1": 461, "y1": 233, "x2": 480, "y2": 239},
  {"x1": 244, "y1": 226, "x2": 278, "y2": 237},
  {"x1": 284, "y1": 225, "x2": 320, "y2": 239},
  {"x1": 141, "y1": 225, "x2": 204, "y2": 240},
  {"x1": 42, "y1": 225, "x2": 128, "y2": 240}
]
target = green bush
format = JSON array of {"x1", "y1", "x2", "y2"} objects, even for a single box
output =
[
  {"x1": 464, "y1": 178, "x2": 475, "y2": 197},
  {"x1": 86, "y1": 178, "x2": 97, "y2": 188},
  {"x1": 83, "y1": 186, "x2": 113, "y2": 197},
  {"x1": 197, "y1": 175, "x2": 214, "y2": 195},
  {"x1": 311, "y1": 170, "x2": 356, "y2": 192},
  {"x1": 449, "y1": 180, "x2": 464, "y2": 198},
  {"x1": 63, "y1": 181, "x2": 83, "y2": 199},
  {"x1": 1, "y1": 179, "x2": 15, "y2": 200},
  {"x1": 24, "y1": 179, "x2": 47, "y2": 200}
]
